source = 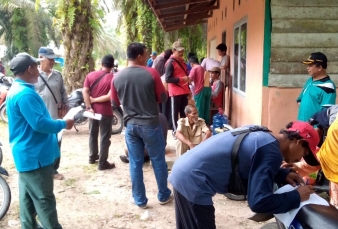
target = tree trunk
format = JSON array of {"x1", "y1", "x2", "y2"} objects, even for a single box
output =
[{"x1": 61, "y1": 0, "x2": 95, "y2": 93}]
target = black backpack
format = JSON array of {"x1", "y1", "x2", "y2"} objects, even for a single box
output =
[{"x1": 225, "y1": 126, "x2": 271, "y2": 201}]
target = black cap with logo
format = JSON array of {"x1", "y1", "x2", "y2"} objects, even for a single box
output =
[{"x1": 302, "y1": 52, "x2": 328, "y2": 65}]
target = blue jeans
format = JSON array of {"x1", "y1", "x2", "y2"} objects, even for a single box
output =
[{"x1": 125, "y1": 124, "x2": 171, "y2": 206}]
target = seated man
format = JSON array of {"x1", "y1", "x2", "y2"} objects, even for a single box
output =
[
  {"x1": 209, "y1": 67, "x2": 224, "y2": 108},
  {"x1": 120, "y1": 113, "x2": 168, "y2": 163},
  {"x1": 169, "y1": 121, "x2": 318, "y2": 229},
  {"x1": 175, "y1": 105, "x2": 211, "y2": 157}
]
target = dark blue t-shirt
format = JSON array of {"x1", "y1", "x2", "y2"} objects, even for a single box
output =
[{"x1": 169, "y1": 128, "x2": 301, "y2": 214}]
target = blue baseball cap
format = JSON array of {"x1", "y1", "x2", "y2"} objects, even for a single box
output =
[
  {"x1": 150, "y1": 52, "x2": 157, "y2": 57},
  {"x1": 38, "y1": 47, "x2": 60, "y2": 59}
]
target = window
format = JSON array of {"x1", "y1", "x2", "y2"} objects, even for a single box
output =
[
  {"x1": 233, "y1": 22, "x2": 247, "y2": 92},
  {"x1": 209, "y1": 39, "x2": 217, "y2": 59},
  {"x1": 222, "y1": 31, "x2": 226, "y2": 44}
]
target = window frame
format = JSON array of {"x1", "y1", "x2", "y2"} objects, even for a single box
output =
[{"x1": 232, "y1": 18, "x2": 248, "y2": 95}]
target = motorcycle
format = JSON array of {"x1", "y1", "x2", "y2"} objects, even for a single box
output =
[
  {"x1": 259, "y1": 203, "x2": 338, "y2": 229},
  {"x1": 0, "y1": 141, "x2": 11, "y2": 220},
  {"x1": 67, "y1": 88, "x2": 123, "y2": 134},
  {"x1": 112, "y1": 62, "x2": 118, "y2": 73},
  {"x1": 0, "y1": 73, "x2": 14, "y2": 123}
]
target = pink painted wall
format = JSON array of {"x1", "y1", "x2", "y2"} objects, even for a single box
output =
[
  {"x1": 262, "y1": 87, "x2": 302, "y2": 133},
  {"x1": 207, "y1": 0, "x2": 266, "y2": 127}
]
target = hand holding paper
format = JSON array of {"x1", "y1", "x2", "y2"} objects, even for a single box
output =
[
  {"x1": 63, "y1": 106, "x2": 83, "y2": 120},
  {"x1": 83, "y1": 111, "x2": 102, "y2": 120},
  {"x1": 273, "y1": 185, "x2": 329, "y2": 228},
  {"x1": 57, "y1": 106, "x2": 82, "y2": 141}
]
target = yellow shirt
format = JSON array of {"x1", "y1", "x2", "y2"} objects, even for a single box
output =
[{"x1": 317, "y1": 116, "x2": 338, "y2": 183}]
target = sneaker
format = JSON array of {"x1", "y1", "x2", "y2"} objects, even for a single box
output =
[
  {"x1": 158, "y1": 194, "x2": 174, "y2": 205},
  {"x1": 98, "y1": 161, "x2": 116, "y2": 170},
  {"x1": 89, "y1": 155, "x2": 99, "y2": 164},
  {"x1": 53, "y1": 173, "x2": 65, "y2": 180},
  {"x1": 130, "y1": 197, "x2": 147, "y2": 209}
]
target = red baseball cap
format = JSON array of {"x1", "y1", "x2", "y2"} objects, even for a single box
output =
[{"x1": 287, "y1": 121, "x2": 320, "y2": 166}]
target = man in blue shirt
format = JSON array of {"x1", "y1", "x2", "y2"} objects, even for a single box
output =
[
  {"x1": 147, "y1": 51, "x2": 157, "y2": 67},
  {"x1": 7, "y1": 53, "x2": 74, "y2": 229},
  {"x1": 169, "y1": 121, "x2": 318, "y2": 229}
]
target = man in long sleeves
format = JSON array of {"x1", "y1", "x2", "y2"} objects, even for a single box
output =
[
  {"x1": 7, "y1": 53, "x2": 74, "y2": 229},
  {"x1": 111, "y1": 42, "x2": 173, "y2": 209},
  {"x1": 169, "y1": 121, "x2": 317, "y2": 229},
  {"x1": 210, "y1": 67, "x2": 224, "y2": 108},
  {"x1": 35, "y1": 47, "x2": 68, "y2": 179},
  {"x1": 165, "y1": 41, "x2": 190, "y2": 135}
]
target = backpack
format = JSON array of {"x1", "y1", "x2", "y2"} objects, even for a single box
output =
[{"x1": 225, "y1": 126, "x2": 271, "y2": 201}]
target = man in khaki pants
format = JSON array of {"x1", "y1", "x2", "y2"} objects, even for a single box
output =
[{"x1": 175, "y1": 105, "x2": 211, "y2": 156}]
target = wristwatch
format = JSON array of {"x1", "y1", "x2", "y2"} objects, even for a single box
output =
[{"x1": 86, "y1": 106, "x2": 92, "y2": 110}]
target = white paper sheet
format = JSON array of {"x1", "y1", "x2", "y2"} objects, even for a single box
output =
[
  {"x1": 83, "y1": 111, "x2": 102, "y2": 120},
  {"x1": 63, "y1": 106, "x2": 83, "y2": 120},
  {"x1": 273, "y1": 184, "x2": 329, "y2": 228},
  {"x1": 57, "y1": 106, "x2": 83, "y2": 142}
]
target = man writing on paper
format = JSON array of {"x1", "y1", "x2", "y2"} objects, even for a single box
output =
[
  {"x1": 169, "y1": 121, "x2": 317, "y2": 229},
  {"x1": 83, "y1": 54, "x2": 115, "y2": 170}
]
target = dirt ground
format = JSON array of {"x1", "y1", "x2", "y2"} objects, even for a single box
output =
[{"x1": 0, "y1": 122, "x2": 273, "y2": 229}]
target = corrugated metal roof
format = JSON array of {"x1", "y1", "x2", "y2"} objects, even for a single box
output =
[{"x1": 148, "y1": 0, "x2": 219, "y2": 31}]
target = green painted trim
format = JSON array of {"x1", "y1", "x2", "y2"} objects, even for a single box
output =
[{"x1": 263, "y1": 0, "x2": 272, "y2": 87}]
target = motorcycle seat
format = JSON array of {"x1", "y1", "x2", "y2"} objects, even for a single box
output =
[{"x1": 296, "y1": 204, "x2": 338, "y2": 229}]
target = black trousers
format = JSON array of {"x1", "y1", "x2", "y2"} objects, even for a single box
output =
[
  {"x1": 54, "y1": 138, "x2": 62, "y2": 175},
  {"x1": 171, "y1": 94, "x2": 188, "y2": 131},
  {"x1": 160, "y1": 98, "x2": 173, "y2": 130},
  {"x1": 89, "y1": 115, "x2": 112, "y2": 166},
  {"x1": 174, "y1": 189, "x2": 216, "y2": 229}
]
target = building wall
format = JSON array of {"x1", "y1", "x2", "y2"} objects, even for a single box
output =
[
  {"x1": 207, "y1": 0, "x2": 266, "y2": 127},
  {"x1": 262, "y1": 0, "x2": 338, "y2": 132}
]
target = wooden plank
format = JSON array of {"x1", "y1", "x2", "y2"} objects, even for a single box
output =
[
  {"x1": 153, "y1": 0, "x2": 211, "y2": 10},
  {"x1": 271, "y1": 33, "x2": 338, "y2": 48},
  {"x1": 270, "y1": 47, "x2": 338, "y2": 62},
  {"x1": 159, "y1": 5, "x2": 218, "y2": 18},
  {"x1": 271, "y1": 0, "x2": 338, "y2": 7},
  {"x1": 271, "y1": 6, "x2": 338, "y2": 19},
  {"x1": 269, "y1": 74, "x2": 338, "y2": 87},
  {"x1": 165, "y1": 21, "x2": 207, "y2": 31},
  {"x1": 163, "y1": 17, "x2": 210, "y2": 26},
  {"x1": 270, "y1": 62, "x2": 338, "y2": 74},
  {"x1": 272, "y1": 19, "x2": 338, "y2": 33},
  {"x1": 163, "y1": 13, "x2": 211, "y2": 22}
]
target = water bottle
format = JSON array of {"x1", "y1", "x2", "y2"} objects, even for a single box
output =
[{"x1": 212, "y1": 108, "x2": 228, "y2": 135}]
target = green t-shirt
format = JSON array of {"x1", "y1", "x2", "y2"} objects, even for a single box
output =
[{"x1": 297, "y1": 76, "x2": 336, "y2": 121}]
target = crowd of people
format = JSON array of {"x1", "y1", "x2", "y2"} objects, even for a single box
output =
[{"x1": 4, "y1": 41, "x2": 338, "y2": 229}]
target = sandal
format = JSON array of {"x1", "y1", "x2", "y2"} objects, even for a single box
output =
[{"x1": 54, "y1": 173, "x2": 65, "y2": 180}]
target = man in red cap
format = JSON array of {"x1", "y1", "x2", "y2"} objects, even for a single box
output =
[{"x1": 169, "y1": 121, "x2": 319, "y2": 229}]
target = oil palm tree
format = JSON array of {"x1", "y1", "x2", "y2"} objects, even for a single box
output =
[{"x1": 0, "y1": 0, "x2": 59, "y2": 60}]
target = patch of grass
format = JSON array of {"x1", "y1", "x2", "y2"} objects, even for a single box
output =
[
  {"x1": 0, "y1": 121, "x2": 7, "y2": 127},
  {"x1": 84, "y1": 190, "x2": 101, "y2": 195},
  {"x1": 82, "y1": 165, "x2": 97, "y2": 174},
  {"x1": 113, "y1": 214, "x2": 123, "y2": 218},
  {"x1": 64, "y1": 178, "x2": 77, "y2": 187}
]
